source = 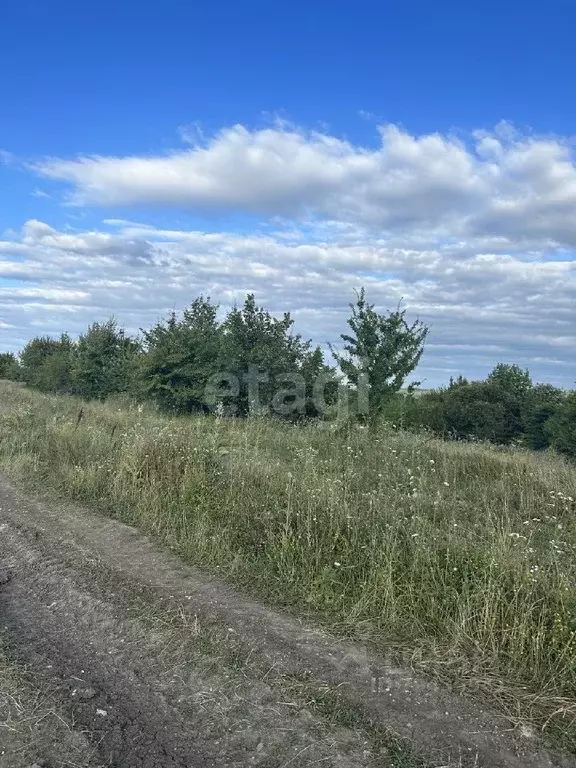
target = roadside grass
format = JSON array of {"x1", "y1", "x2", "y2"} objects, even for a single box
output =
[{"x1": 0, "y1": 381, "x2": 575, "y2": 749}]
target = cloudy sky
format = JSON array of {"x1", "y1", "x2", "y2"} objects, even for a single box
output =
[{"x1": 1, "y1": 0, "x2": 575, "y2": 386}]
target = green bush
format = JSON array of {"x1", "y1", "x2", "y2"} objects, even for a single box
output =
[
  {"x1": 522, "y1": 384, "x2": 565, "y2": 450},
  {"x1": 405, "y1": 379, "x2": 524, "y2": 444},
  {"x1": 70, "y1": 319, "x2": 140, "y2": 400},
  {"x1": 546, "y1": 391, "x2": 576, "y2": 459},
  {"x1": 0, "y1": 352, "x2": 20, "y2": 381},
  {"x1": 19, "y1": 335, "x2": 75, "y2": 392}
]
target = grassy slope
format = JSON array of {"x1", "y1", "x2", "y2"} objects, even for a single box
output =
[{"x1": 0, "y1": 381, "x2": 575, "y2": 745}]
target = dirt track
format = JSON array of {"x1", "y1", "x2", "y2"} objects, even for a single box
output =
[{"x1": 1, "y1": 476, "x2": 574, "y2": 768}]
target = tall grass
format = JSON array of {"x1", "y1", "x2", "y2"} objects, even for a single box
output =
[{"x1": 1, "y1": 382, "x2": 575, "y2": 742}]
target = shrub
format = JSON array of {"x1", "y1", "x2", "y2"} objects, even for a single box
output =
[{"x1": 546, "y1": 391, "x2": 576, "y2": 459}]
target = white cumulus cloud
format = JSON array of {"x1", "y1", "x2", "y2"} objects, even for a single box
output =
[{"x1": 33, "y1": 122, "x2": 576, "y2": 248}]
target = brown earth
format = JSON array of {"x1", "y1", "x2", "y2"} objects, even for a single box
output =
[{"x1": 0, "y1": 476, "x2": 574, "y2": 768}]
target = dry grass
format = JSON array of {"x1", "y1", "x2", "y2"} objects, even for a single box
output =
[
  {"x1": 0, "y1": 636, "x2": 100, "y2": 768},
  {"x1": 0, "y1": 381, "x2": 575, "y2": 749}
]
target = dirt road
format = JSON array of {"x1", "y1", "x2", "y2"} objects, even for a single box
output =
[{"x1": 0, "y1": 476, "x2": 573, "y2": 768}]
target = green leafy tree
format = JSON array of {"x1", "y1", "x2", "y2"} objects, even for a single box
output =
[
  {"x1": 331, "y1": 288, "x2": 429, "y2": 425},
  {"x1": 217, "y1": 294, "x2": 317, "y2": 417},
  {"x1": 448, "y1": 374, "x2": 469, "y2": 389},
  {"x1": 138, "y1": 297, "x2": 221, "y2": 413},
  {"x1": 406, "y1": 379, "x2": 527, "y2": 444},
  {"x1": 442, "y1": 381, "x2": 523, "y2": 443},
  {"x1": 298, "y1": 345, "x2": 339, "y2": 419},
  {"x1": 522, "y1": 384, "x2": 565, "y2": 450},
  {"x1": 0, "y1": 352, "x2": 20, "y2": 380},
  {"x1": 483, "y1": 363, "x2": 533, "y2": 441},
  {"x1": 545, "y1": 391, "x2": 576, "y2": 459},
  {"x1": 19, "y1": 334, "x2": 75, "y2": 392},
  {"x1": 487, "y1": 363, "x2": 532, "y2": 400},
  {"x1": 71, "y1": 319, "x2": 139, "y2": 400}
]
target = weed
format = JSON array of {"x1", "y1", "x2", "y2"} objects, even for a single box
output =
[{"x1": 0, "y1": 382, "x2": 575, "y2": 746}]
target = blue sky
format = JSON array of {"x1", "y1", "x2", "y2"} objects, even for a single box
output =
[{"x1": 1, "y1": 0, "x2": 575, "y2": 386}]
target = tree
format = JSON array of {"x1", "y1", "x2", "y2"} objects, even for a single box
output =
[
  {"x1": 546, "y1": 391, "x2": 576, "y2": 459},
  {"x1": 404, "y1": 378, "x2": 530, "y2": 444},
  {"x1": 138, "y1": 297, "x2": 221, "y2": 414},
  {"x1": 71, "y1": 319, "x2": 139, "y2": 400},
  {"x1": 298, "y1": 345, "x2": 339, "y2": 419},
  {"x1": 217, "y1": 294, "x2": 317, "y2": 417},
  {"x1": 448, "y1": 374, "x2": 469, "y2": 389},
  {"x1": 441, "y1": 381, "x2": 524, "y2": 443},
  {"x1": 331, "y1": 288, "x2": 429, "y2": 425},
  {"x1": 0, "y1": 352, "x2": 20, "y2": 380},
  {"x1": 19, "y1": 334, "x2": 75, "y2": 392},
  {"x1": 522, "y1": 384, "x2": 565, "y2": 450},
  {"x1": 487, "y1": 363, "x2": 532, "y2": 400}
]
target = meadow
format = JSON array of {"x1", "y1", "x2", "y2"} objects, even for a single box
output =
[{"x1": 0, "y1": 380, "x2": 575, "y2": 748}]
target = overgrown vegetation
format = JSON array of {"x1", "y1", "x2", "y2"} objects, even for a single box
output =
[
  {"x1": 2, "y1": 290, "x2": 574, "y2": 458},
  {"x1": 393, "y1": 369, "x2": 576, "y2": 459},
  {"x1": 0, "y1": 381, "x2": 575, "y2": 747},
  {"x1": 1, "y1": 288, "x2": 575, "y2": 743}
]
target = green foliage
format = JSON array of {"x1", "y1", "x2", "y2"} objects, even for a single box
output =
[
  {"x1": 1, "y1": 381, "x2": 576, "y2": 744},
  {"x1": 13, "y1": 294, "x2": 339, "y2": 419},
  {"x1": 401, "y1": 366, "x2": 575, "y2": 451},
  {"x1": 216, "y1": 294, "x2": 327, "y2": 418},
  {"x1": 487, "y1": 363, "x2": 533, "y2": 400},
  {"x1": 522, "y1": 384, "x2": 566, "y2": 450},
  {"x1": 448, "y1": 374, "x2": 469, "y2": 388},
  {"x1": 331, "y1": 288, "x2": 429, "y2": 425},
  {"x1": 71, "y1": 319, "x2": 139, "y2": 400},
  {"x1": 298, "y1": 344, "x2": 339, "y2": 419},
  {"x1": 139, "y1": 297, "x2": 221, "y2": 414},
  {"x1": 0, "y1": 352, "x2": 20, "y2": 380},
  {"x1": 546, "y1": 391, "x2": 576, "y2": 459},
  {"x1": 10, "y1": 289, "x2": 573, "y2": 451},
  {"x1": 19, "y1": 334, "x2": 75, "y2": 392},
  {"x1": 405, "y1": 377, "x2": 532, "y2": 445},
  {"x1": 137, "y1": 294, "x2": 336, "y2": 419}
]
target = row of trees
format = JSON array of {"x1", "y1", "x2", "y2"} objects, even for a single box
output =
[
  {"x1": 384, "y1": 364, "x2": 575, "y2": 457},
  {"x1": 1, "y1": 291, "x2": 427, "y2": 421},
  {"x1": 1, "y1": 290, "x2": 574, "y2": 458}
]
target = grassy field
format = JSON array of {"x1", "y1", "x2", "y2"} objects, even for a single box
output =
[{"x1": 0, "y1": 380, "x2": 575, "y2": 747}]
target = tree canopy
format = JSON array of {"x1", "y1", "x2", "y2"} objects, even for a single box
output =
[{"x1": 6, "y1": 289, "x2": 575, "y2": 460}]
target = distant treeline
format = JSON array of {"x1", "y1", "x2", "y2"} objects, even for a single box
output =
[{"x1": 1, "y1": 291, "x2": 574, "y2": 458}]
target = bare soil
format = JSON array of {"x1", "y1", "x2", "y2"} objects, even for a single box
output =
[{"x1": 0, "y1": 476, "x2": 574, "y2": 768}]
